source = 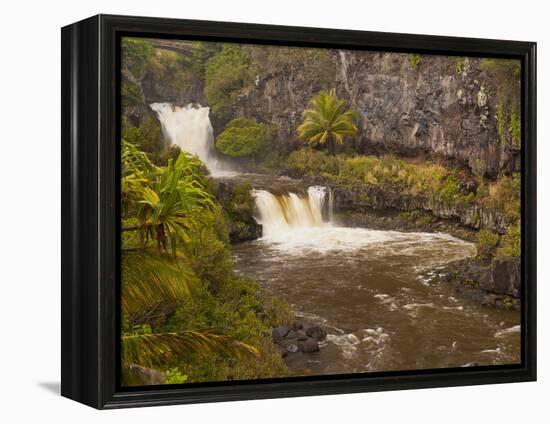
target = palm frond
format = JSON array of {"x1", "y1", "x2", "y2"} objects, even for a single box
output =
[
  {"x1": 122, "y1": 330, "x2": 258, "y2": 368},
  {"x1": 121, "y1": 250, "x2": 198, "y2": 315}
]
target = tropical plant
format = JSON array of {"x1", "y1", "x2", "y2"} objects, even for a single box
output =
[
  {"x1": 121, "y1": 141, "x2": 216, "y2": 255},
  {"x1": 297, "y1": 89, "x2": 359, "y2": 154},
  {"x1": 216, "y1": 118, "x2": 269, "y2": 158},
  {"x1": 122, "y1": 330, "x2": 257, "y2": 370},
  {"x1": 121, "y1": 250, "x2": 197, "y2": 316}
]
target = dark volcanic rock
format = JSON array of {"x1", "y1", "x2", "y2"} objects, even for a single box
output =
[
  {"x1": 301, "y1": 338, "x2": 320, "y2": 353},
  {"x1": 331, "y1": 184, "x2": 509, "y2": 234},
  {"x1": 286, "y1": 329, "x2": 297, "y2": 339},
  {"x1": 292, "y1": 322, "x2": 304, "y2": 331},
  {"x1": 296, "y1": 330, "x2": 308, "y2": 341},
  {"x1": 480, "y1": 257, "x2": 521, "y2": 297},
  {"x1": 272, "y1": 326, "x2": 290, "y2": 340},
  {"x1": 442, "y1": 256, "x2": 520, "y2": 305},
  {"x1": 306, "y1": 326, "x2": 327, "y2": 341},
  {"x1": 273, "y1": 322, "x2": 326, "y2": 355}
]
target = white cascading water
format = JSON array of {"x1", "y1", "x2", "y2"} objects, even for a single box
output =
[
  {"x1": 253, "y1": 185, "x2": 474, "y2": 255},
  {"x1": 252, "y1": 186, "x2": 328, "y2": 238},
  {"x1": 150, "y1": 102, "x2": 233, "y2": 176}
]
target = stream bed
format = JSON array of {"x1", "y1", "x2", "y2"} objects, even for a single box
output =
[{"x1": 232, "y1": 223, "x2": 520, "y2": 376}]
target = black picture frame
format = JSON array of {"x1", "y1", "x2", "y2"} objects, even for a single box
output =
[{"x1": 61, "y1": 14, "x2": 537, "y2": 409}]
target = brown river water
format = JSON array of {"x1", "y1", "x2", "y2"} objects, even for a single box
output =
[{"x1": 228, "y1": 176, "x2": 521, "y2": 376}]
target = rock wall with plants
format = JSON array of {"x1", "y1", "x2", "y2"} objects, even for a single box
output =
[
  {"x1": 126, "y1": 39, "x2": 521, "y2": 178},
  {"x1": 231, "y1": 50, "x2": 521, "y2": 177}
]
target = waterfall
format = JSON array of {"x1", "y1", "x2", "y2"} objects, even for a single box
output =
[
  {"x1": 339, "y1": 50, "x2": 351, "y2": 97},
  {"x1": 253, "y1": 186, "x2": 329, "y2": 238},
  {"x1": 150, "y1": 102, "x2": 233, "y2": 176},
  {"x1": 252, "y1": 185, "x2": 472, "y2": 254}
]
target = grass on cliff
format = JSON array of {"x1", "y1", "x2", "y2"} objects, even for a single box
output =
[{"x1": 287, "y1": 148, "x2": 519, "y2": 221}]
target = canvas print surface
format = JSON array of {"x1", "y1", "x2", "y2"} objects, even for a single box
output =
[{"x1": 120, "y1": 37, "x2": 521, "y2": 386}]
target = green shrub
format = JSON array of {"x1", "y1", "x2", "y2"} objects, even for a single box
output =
[
  {"x1": 438, "y1": 175, "x2": 461, "y2": 203},
  {"x1": 216, "y1": 118, "x2": 269, "y2": 158},
  {"x1": 483, "y1": 173, "x2": 521, "y2": 223},
  {"x1": 476, "y1": 229, "x2": 500, "y2": 258},
  {"x1": 165, "y1": 368, "x2": 188, "y2": 384},
  {"x1": 497, "y1": 225, "x2": 521, "y2": 258},
  {"x1": 286, "y1": 148, "x2": 343, "y2": 178},
  {"x1": 471, "y1": 159, "x2": 487, "y2": 179}
]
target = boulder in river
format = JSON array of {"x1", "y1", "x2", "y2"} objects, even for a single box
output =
[
  {"x1": 272, "y1": 325, "x2": 290, "y2": 340},
  {"x1": 306, "y1": 325, "x2": 327, "y2": 341},
  {"x1": 297, "y1": 330, "x2": 308, "y2": 341},
  {"x1": 286, "y1": 329, "x2": 297, "y2": 339},
  {"x1": 301, "y1": 338, "x2": 320, "y2": 352}
]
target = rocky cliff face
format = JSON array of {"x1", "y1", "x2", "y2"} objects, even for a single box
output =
[
  {"x1": 233, "y1": 51, "x2": 520, "y2": 177},
  {"x1": 330, "y1": 183, "x2": 509, "y2": 233}
]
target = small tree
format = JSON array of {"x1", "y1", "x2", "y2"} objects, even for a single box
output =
[{"x1": 297, "y1": 89, "x2": 359, "y2": 154}]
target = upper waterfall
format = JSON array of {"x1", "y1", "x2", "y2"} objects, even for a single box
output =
[{"x1": 150, "y1": 102, "x2": 234, "y2": 176}]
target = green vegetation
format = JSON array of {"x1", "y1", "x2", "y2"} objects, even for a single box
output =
[
  {"x1": 409, "y1": 54, "x2": 422, "y2": 70},
  {"x1": 496, "y1": 102, "x2": 522, "y2": 148},
  {"x1": 481, "y1": 173, "x2": 521, "y2": 223},
  {"x1": 122, "y1": 38, "x2": 154, "y2": 77},
  {"x1": 191, "y1": 42, "x2": 223, "y2": 76},
  {"x1": 297, "y1": 89, "x2": 359, "y2": 154},
  {"x1": 497, "y1": 225, "x2": 521, "y2": 258},
  {"x1": 147, "y1": 49, "x2": 195, "y2": 94},
  {"x1": 121, "y1": 140, "x2": 290, "y2": 385},
  {"x1": 204, "y1": 44, "x2": 253, "y2": 120},
  {"x1": 287, "y1": 149, "x2": 476, "y2": 206},
  {"x1": 510, "y1": 106, "x2": 521, "y2": 147},
  {"x1": 455, "y1": 57, "x2": 465, "y2": 74},
  {"x1": 216, "y1": 118, "x2": 270, "y2": 158},
  {"x1": 476, "y1": 229, "x2": 500, "y2": 258}
]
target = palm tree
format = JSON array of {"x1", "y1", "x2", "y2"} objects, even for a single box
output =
[{"x1": 297, "y1": 89, "x2": 359, "y2": 154}]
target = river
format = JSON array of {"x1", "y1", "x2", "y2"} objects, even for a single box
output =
[
  {"x1": 228, "y1": 176, "x2": 521, "y2": 376},
  {"x1": 152, "y1": 102, "x2": 521, "y2": 377}
]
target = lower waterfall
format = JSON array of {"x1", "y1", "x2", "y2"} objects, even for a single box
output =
[{"x1": 252, "y1": 186, "x2": 330, "y2": 238}]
